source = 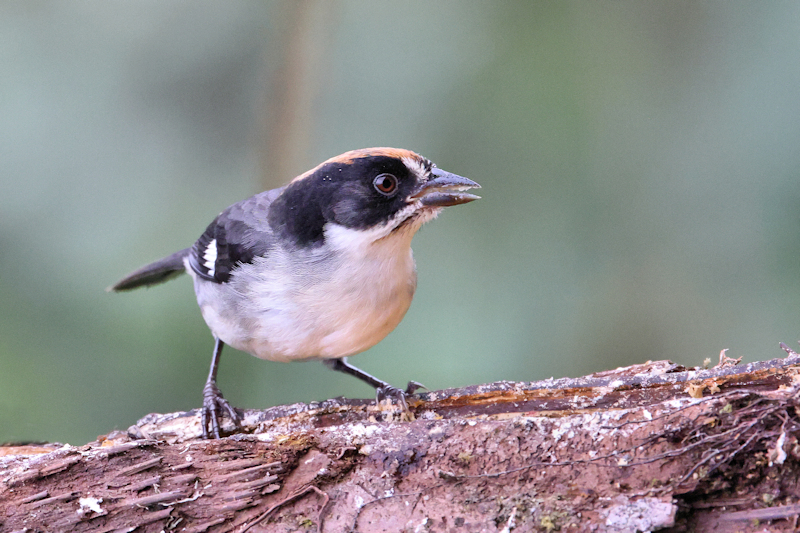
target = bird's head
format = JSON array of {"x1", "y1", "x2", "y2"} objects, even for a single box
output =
[{"x1": 269, "y1": 148, "x2": 481, "y2": 249}]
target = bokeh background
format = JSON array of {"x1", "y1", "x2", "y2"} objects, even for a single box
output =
[{"x1": 3, "y1": 1, "x2": 800, "y2": 445}]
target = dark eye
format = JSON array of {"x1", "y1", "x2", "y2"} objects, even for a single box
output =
[{"x1": 373, "y1": 173, "x2": 398, "y2": 196}]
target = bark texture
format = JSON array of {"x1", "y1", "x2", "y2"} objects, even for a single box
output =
[{"x1": 3, "y1": 348, "x2": 800, "y2": 532}]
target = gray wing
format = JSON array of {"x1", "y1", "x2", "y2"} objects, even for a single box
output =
[{"x1": 188, "y1": 187, "x2": 283, "y2": 283}]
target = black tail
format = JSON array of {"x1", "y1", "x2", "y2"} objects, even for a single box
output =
[{"x1": 109, "y1": 248, "x2": 190, "y2": 292}]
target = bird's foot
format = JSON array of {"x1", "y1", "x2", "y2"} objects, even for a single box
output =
[
  {"x1": 404, "y1": 380, "x2": 427, "y2": 395},
  {"x1": 375, "y1": 381, "x2": 426, "y2": 412},
  {"x1": 201, "y1": 381, "x2": 241, "y2": 439}
]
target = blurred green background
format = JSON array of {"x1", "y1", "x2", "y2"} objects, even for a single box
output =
[{"x1": 2, "y1": 1, "x2": 800, "y2": 445}]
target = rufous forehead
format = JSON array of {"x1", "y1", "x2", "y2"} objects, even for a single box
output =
[
  {"x1": 291, "y1": 147, "x2": 424, "y2": 183},
  {"x1": 326, "y1": 147, "x2": 421, "y2": 164}
]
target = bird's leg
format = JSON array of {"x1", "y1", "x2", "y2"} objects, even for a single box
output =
[
  {"x1": 323, "y1": 357, "x2": 424, "y2": 410},
  {"x1": 201, "y1": 337, "x2": 241, "y2": 439}
]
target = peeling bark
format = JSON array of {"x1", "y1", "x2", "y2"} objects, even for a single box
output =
[{"x1": 3, "y1": 349, "x2": 800, "y2": 532}]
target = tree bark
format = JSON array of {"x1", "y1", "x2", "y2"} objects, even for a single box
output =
[{"x1": 3, "y1": 347, "x2": 800, "y2": 532}]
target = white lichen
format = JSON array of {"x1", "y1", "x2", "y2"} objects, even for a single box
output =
[{"x1": 78, "y1": 496, "x2": 103, "y2": 515}]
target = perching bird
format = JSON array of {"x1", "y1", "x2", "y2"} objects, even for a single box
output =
[{"x1": 112, "y1": 148, "x2": 480, "y2": 438}]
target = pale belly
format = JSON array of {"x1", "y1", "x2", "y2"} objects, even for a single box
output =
[{"x1": 190, "y1": 246, "x2": 418, "y2": 362}]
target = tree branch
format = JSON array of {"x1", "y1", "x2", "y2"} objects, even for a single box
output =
[{"x1": 3, "y1": 348, "x2": 800, "y2": 532}]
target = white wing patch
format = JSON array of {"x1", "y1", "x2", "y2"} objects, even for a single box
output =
[{"x1": 203, "y1": 238, "x2": 217, "y2": 277}]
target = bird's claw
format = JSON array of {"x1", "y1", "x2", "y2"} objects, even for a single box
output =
[
  {"x1": 404, "y1": 380, "x2": 427, "y2": 395},
  {"x1": 201, "y1": 381, "x2": 240, "y2": 439},
  {"x1": 376, "y1": 385, "x2": 409, "y2": 411},
  {"x1": 376, "y1": 380, "x2": 425, "y2": 411}
]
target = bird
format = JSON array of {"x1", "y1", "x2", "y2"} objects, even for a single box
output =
[{"x1": 111, "y1": 147, "x2": 480, "y2": 438}]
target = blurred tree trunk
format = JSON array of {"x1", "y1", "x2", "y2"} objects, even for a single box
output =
[
  {"x1": 2, "y1": 350, "x2": 800, "y2": 532},
  {"x1": 258, "y1": 0, "x2": 336, "y2": 189}
]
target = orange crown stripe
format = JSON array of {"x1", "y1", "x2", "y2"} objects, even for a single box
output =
[{"x1": 291, "y1": 148, "x2": 423, "y2": 183}]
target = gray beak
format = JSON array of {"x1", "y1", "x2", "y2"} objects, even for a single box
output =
[{"x1": 412, "y1": 168, "x2": 482, "y2": 207}]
